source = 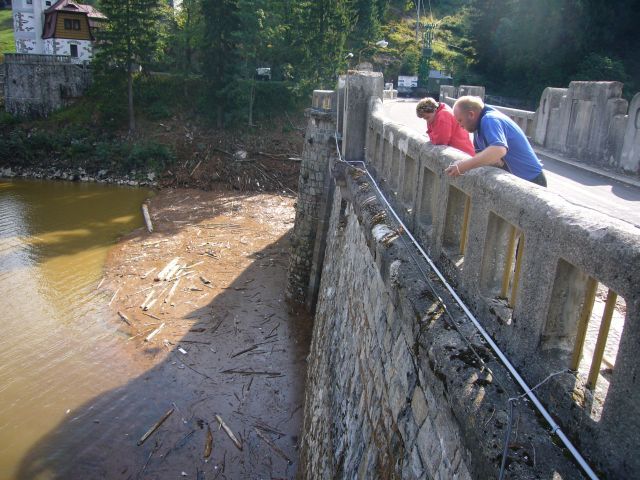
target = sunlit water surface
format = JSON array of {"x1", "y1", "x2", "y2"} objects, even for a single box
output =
[{"x1": 0, "y1": 179, "x2": 152, "y2": 479}]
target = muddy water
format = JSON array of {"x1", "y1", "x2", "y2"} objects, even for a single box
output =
[{"x1": 0, "y1": 179, "x2": 152, "y2": 479}]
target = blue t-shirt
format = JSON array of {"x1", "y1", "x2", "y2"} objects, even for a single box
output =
[{"x1": 474, "y1": 107, "x2": 543, "y2": 181}]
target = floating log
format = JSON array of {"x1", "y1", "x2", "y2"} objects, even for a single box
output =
[
  {"x1": 142, "y1": 203, "x2": 153, "y2": 233},
  {"x1": 145, "y1": 322, "x2": 165, "y2": 342},
  {"x1": 164, "y1": 277, "x2": 181, "y2": 304},
  {"x1": 156, "y1": 257, "x2": 180, "y2": 281},
  {"x1": 204, "y1": 424, "x2": 213, "y2": 459},
  {"x1": 117, "y1": 311, "x2": 131, "y2": 326},
  {"x1": 137, "y1": 407, "x2": 174, "y2": 446},
  {"x1": 215, "y1": 415, "x2": 243, "y2": 451},
  {"x1": 254, "y1": 428, "x2": 292, "y2": 464}
]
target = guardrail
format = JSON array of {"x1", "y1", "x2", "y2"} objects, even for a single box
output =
[{"x1": 364, "y1": 96, "x2": 640, "y2": 477}]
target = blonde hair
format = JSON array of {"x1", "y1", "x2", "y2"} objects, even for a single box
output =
[
  {"x1": 453, "y1": 95, "x2": 484, "y2": 113},
  {"x1": 416, "y1": 97, "x2": 439, "y2": 116}
]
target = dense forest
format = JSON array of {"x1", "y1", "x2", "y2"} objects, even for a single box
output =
[{"x1": 80, "y1": 0, "x2": 638, "y2": 129}]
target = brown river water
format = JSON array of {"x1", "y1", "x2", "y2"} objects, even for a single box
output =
[{"x1": 0, "y1": 179, "x2": 152, "y2": 479}]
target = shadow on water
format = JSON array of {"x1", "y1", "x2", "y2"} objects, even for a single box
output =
[{"x1": 12, "y1": 190, "x2": 313, "y2": 480}]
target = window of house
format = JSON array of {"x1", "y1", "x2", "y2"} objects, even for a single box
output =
[
  {"x1": 27, "y1": 0, "x2": 33, "y2": 4},
  {"x1": 45, "y1": 1, "x2": 51, "y2": 5},
  {"x1": 70, "y1": 44, "x2": 78, "y2": 57},
  {"x1": 64, "y1": 19, "x2": 81, "y2": 30}
]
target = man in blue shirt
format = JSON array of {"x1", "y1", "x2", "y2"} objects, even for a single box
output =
[{"x1": 445, "y1": 96, "x2": 547, "y2": 186}]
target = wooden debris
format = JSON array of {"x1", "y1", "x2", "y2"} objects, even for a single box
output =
[
  {"x1": 141, "y1": 290, "x2": 155, "y2": 309},
  {"x1": 96, "y1": 277, "x2": 105, "y2": 290},
  {"x1": 186, "y1": 260, "x2": 205, "y2": 269},
  {"x1": 142, "y1": 203, "x2": 153, "y2": 233},
  {"x1": 220, "y1": 369, "x2": 282, "y2": 376},
  {"x1": 164, "y1": 277, "x2": 182, "y2": 305},
  {"x1": 230, "y1": 345, "x2": 258, "y2": 358},
  {"x1": 215, "y1": 415, "x2": 243, "y2": 451},
  {"x1": 254, "y1": 428, "x2": 292, "y2": 464},
  {"x1": 145, "y1": 322, "x2": 165, "y2": 342},
  {"x1": 190, "y1": 159, "x2": 202, "y2": 177},
  {"x1": 200, "y1": 275, "x2": 212, "y2": 285},
  {"x1": 142, "y1": 311, "x2": 162, "y2": 321},
  {"x1": 117, "y1": 311, "x2": 131, "y2": 326},
  {"x1": 141, "y1": 267, "x2": 156, "y2": 279},
  {"x1": 204, "y1": 424, "x2": 213, "y2": 459},
  {"x1": 109, "y1": 287, "x2": 120, "y2": 306},
  {"x1": 137, "y1": 407, "x2": 174, "y2": 446},
  {"x1": 178, "y1": 347, "x2": 188, "y2": 355},
  {"x1": 156, "y1": 257, "x2": 180, "y2": 281},
  {"x1": 164, "y1": 262, "x2": 183, "y2": 281}
]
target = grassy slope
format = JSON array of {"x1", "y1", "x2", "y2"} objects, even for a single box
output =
[{"x1": 0, "y1": 8, "x2": 15, "y2": 54}]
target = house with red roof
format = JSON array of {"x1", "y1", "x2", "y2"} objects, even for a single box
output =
[{"x1": 12, "y1": 0, "x2": 105, "y2": 63}]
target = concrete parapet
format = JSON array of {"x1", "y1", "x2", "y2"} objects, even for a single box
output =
[
  {"x1": 341, "y1": 70, "x2": 383, "y2": 162},
  {"x1": 491, "y1": 105, "x2": 536, "y2": 137},
  {"x1": 457, "y1": 85, "x2": 485, "y2": 99},
  {"x1": 621, "y1": 92, "x2": 640, "y2": 174},
  {"x1": 557, "y1": 81, "x2": 628, "y2": 165},
  {"x1": 363, "y1": 96, "x2": 640, "y2": 477},
  {"x1": 534, "y1": 87, "x2": 567, "y2": 148}
]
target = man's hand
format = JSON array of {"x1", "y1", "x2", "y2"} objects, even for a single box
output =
[{"x1": 445, "y1": 161, "x2": 465, "y2": 177}]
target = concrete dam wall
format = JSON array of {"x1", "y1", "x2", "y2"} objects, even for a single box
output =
[{"x1": 289, "y1": 74, "x2": 640, "y2": 479}]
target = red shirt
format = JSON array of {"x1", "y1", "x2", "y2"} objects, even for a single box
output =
[{"x1": 426, "y1": 103, "x2": 475, "y2": 156}]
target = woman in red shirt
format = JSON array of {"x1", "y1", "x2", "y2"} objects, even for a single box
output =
[{"x1": 416, "y1": 97, "x2": 475, "y2": 156}]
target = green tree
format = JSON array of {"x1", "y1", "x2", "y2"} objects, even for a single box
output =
[
  {"x1": 292, "y1": 0, "x2": 355, "y2": 89},
  {"x1": 94, "y1": 0, "x2": 164, "y2": 132},
  {"x1": 201, "y1": 0, "x2": 241, "y2": 127}
]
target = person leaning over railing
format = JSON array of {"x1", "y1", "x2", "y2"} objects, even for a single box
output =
[
  {"x1": 416, "y1": 97, "x2": 475, "y2": 156},
  {"x1": 446, "y1": 95, "x2": 547, "y2": 187}
]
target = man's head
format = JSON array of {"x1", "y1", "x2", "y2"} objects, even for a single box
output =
[
  {"x1": 453, "y1": 96, "x2": 484, "y2": 132},
  {"x1": 415, "y1": 97, "x2": 439, "y2": 123}
]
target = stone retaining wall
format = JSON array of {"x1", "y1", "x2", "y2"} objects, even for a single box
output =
[{"x1": 3, "y1": 53, "x2": 92, "y2": 118}]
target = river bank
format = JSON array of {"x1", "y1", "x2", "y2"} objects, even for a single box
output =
[{"x1": 14, "y1": 186, "x2": 313, "y2": 479}]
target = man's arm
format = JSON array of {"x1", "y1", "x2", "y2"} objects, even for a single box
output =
[{"x1": 445, "y1": 145, "x2": 506, "y2": 177}]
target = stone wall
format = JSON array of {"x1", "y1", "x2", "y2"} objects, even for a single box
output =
[
  {"x1": 3, "y1": 53, "x2": 92, "y2": 118},
  {"x1": 286, "y1": 91, "x2": 337, "y2": 309},
  {"x1": 298, "y1": 158, "x2": 585, "y2": 480}
]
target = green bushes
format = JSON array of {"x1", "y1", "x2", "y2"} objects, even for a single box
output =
[{"x1": 0, "y1": 127, "x2": 175, "y2": 176}]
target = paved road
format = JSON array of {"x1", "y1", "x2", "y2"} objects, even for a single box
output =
[{"x1": 383, "y1": 99, "x2": 640, "y2": 228}]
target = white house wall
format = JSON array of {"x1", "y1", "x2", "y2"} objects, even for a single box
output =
[
  {"x1": 13, "y1": 0, "x2": 46, "y2": 54},
  {"x1": 43, "y1": 39, "x2": 93, "y2": 63}
]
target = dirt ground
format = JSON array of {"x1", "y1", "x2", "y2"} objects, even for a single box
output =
[{"x1": 51, "y1": 187, "x2": 312, "y2": 479}]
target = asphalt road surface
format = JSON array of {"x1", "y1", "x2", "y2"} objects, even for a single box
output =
[{"x1": 383, "y1": 99, "x2": 640, "y2": 229}]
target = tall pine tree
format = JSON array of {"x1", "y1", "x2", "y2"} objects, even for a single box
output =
[
  {"x1": 94, "y1": 0, "x2": 164, "y2": 132},
  {"x1": 201, "y1": 0, "x2": 241, "y2": 127}
]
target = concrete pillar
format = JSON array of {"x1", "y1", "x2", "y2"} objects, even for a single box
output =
[
  {"x1": 557, "y1": 81, "x2": 627, "y2": 163},
  {"x1": 458, "y1": 85, "x2": 485, "y2": 100},
  {"x1": 341, "y1": 70, "x2": 383, "y2": 162},
  {"x1": 533, "y1": 87, "x2": 566, "y2": 147},
  {"x1": 620, "y1": 92, "x2": 640, "y2": 174},
  {"x1": 286, "y1": 90, "x2": 337, "y2": 308}
]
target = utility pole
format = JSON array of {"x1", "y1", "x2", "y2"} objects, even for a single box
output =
[{"x1": 418, "y1": 21, "x2": 435, "y2": 90}]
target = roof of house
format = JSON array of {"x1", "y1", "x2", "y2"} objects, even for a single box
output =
[{"x1": 44, "y1": 0, "x2": 107, "y2": 20}]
